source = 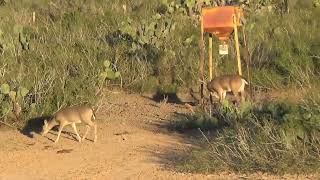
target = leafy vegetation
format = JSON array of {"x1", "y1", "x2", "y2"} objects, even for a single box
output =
[{"x1": 173, "y1": 96, "x2": 320, "y2": 174}]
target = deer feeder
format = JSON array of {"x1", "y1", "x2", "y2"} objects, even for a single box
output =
[
  {"x1": 199, "y1": 6, "x2": 244, "y2": 103},
  {"x1": 202, "y1": 6, "x2": 243, "y2": 41}
]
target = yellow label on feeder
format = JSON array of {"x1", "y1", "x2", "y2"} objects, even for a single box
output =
[{"x1": 219, "y1": 44, "x2": 228, "y2": 55}]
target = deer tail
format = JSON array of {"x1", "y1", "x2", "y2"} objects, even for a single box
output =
[{"x1": 242, "y1": 78, "x2": 248, "y2": 85}]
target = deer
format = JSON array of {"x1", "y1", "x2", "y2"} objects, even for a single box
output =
[
  {"x1": 41, "y1": 105, "x2": 97, "y2": 143},
  {"x1": 206, "y1": 74, "x2": 248, "y2": 103}
]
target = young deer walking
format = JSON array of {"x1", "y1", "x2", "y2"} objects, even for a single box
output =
[
  {"x1": 207, "y1": 74, "x2": 248, "y2": 103},
  {"x1": 41, "y1": 105, "x2": 97, "y2": 143}
]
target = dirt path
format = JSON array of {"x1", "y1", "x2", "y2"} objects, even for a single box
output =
[{"x1": 0, "y1": 92, "x2": 317, "y2": 180}]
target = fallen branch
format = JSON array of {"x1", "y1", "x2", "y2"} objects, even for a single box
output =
[
  {"x1": 310, "y1": 55, "x2": 320, "y2": 59},
  {"x1": 185, "y1": 103, "x2": 195, "y2": 114},
  {"x1": 0, "y1": 121, "x2": 17, "y2": 129},
  {"x1": 105, "y1": 89, "x2": 121, "y2": 94}
]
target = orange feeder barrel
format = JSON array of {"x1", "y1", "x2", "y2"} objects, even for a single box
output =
[{"x1": 202, "y1": 6, "x2": 243, "y2": 41}]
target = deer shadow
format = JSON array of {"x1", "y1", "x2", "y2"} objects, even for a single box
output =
[
  {"x1": 20, "y1": 115, "x2": 52, "y2": 138},
  {"x1": 143, "y1": 91, "x2": 198, "y2": 106}
]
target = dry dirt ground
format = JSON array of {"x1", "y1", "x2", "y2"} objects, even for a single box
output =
[{"x1": 0, "y1": 92, "x2": 318, "y2": 180}]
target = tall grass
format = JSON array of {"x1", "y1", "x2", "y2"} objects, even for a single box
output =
[
  {"x1": 246, "y1": 5, "x2": 320, "y2": 89},
  {"x1": 0, "y1": 0, "x2": 105, "y2": 125},
  {"x1": 173, "y1": 96, "x2": 320, "y2": 174}
]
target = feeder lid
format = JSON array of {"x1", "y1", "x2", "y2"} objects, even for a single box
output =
[{"x1": 202, "y1": 6, "x2": 243, "y2": 41}]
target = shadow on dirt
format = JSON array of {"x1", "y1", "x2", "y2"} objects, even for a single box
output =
[
  {"x1": 137, "y1": 118, "x2": 203, "y2": 172},
  {"x1": 142, "y1": 91, "x2": 198, "y2": 106},
  {"x1": 20, "y1": 116, "x2": 52, "y2": 138},
  {"x1": 136, "y1": 107, "x2": 223, "y2": 173},
  {"x1": 152, "y1": 92, "x2": 183, "y2": 103},
  {"x1": 21, "y1": 116, "x2": 83, "y2": 142}
]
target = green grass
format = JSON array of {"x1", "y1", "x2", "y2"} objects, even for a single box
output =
[{"x1": 172, "y1": 96, "x2": 320, "y2": 174}]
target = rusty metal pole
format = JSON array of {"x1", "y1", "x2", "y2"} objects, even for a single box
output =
[
  {"x1": 233, "y1": 14, "x2": 242, "y2": 76},
  {"x1": 208, "y1": 34, "x2": 213, "y2": 81},
  {"x1": 199, "y1": 13, "x2": 205, "y2": 106},
  {"x1": 208, "y1": 34, "x2": 214, "y2": 107}
]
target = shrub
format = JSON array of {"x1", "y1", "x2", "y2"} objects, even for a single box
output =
[{"x1": 175, "y1": 99, "x2": 320, "y2": 174}]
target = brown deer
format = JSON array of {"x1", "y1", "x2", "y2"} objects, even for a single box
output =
[
  {"x1": 41, "y1": 105, "x2": 97, "y2": 143},
  {"x1": 207, "y1": 74, "x2": 248, "y2": 103}
]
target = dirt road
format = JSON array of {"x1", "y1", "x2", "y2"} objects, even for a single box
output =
[{"x1": 0, "y1": 92, "x2": 317, "y2": 180}]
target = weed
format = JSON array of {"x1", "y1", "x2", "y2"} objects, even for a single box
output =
[{"x1": 174, "y1": 99, "x2": 320, "y2": 174}]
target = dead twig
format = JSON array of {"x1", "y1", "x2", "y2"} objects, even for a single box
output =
[
  {"x1": 198, "y1": 128, "x2": 215, "y2": 150},
  {"x1": 185, "y1": 103, "x2": 195, "y2": 114},
  {"x1": 0, "y1": 121, "x2": 17, "y2": 129}
]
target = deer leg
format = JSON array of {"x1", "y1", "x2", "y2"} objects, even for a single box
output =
[
  {"x1": 71, "y1": 123, "x2": 82, "y2": 142},
  {"x1": 55, "y1": 123, "x2": 66, "y2": 143},
  {"x1": 220, "y1": 91, "x2": 227, "y2": 103},
  {"x1": 93, "y1": 123, "x2": 97, "y2": 143},
  {"x1": 218, "y1": 91, "x2": 224, "y2": 103},
  {"x1": 232, "y1": 91, "x2": 240, "y2": 104},
  {"x1": 82, "y1": 125, "x2": 91, "y2": 141},
  {"x1": 240, "y1": 90, "x2": 246, "y2": 102},
  {"x1": 209, "y1": 92, "x2": 214, "y2": 105}
]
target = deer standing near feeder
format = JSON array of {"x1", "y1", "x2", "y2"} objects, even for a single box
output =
[{"x1": 207, "y1": 74, "x2": 248, "y2": 103}]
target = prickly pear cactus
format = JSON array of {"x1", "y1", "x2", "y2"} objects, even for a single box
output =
[
  {"x1": 120, "y1": 12, "x2": 175, "y2": 52},
  {"x1": 0, "y1": 83, "x2": 10, "y2": 94},
  {"x1": 99, "y1": 60, "x2": 121, "y2": 80},
  {"x1": 0, "y1": 83, "x2": 29, "y2": 118},
  {"x1": 14, "y1": 24, "x2": 30, "y2": 50}
]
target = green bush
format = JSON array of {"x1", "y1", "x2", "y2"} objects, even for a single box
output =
[
  {"x1": 0, "y1": 0, "x2": 112, "y2": 125},
  {"x1": 175, "y1": 99, "x2": 320, "y2": 174}
]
